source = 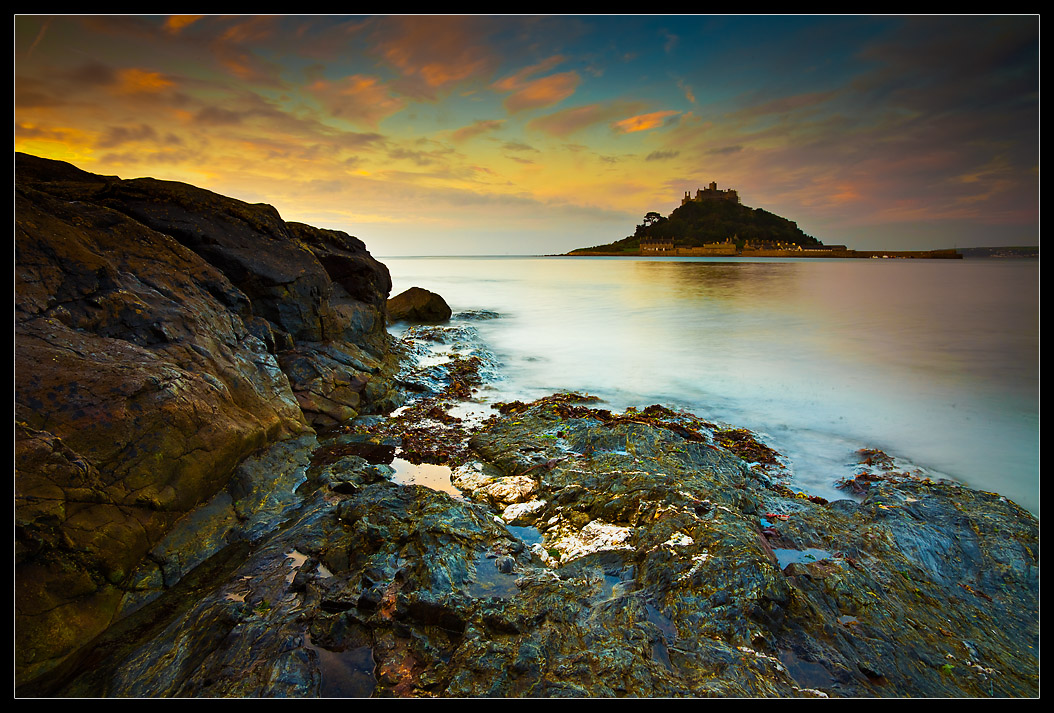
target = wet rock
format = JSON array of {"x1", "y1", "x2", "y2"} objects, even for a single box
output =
[
  {"x1": 387, "y1": 287, "x2": 452, "y2": 324},
  {"x1": 14, "y1": 153, "x2": 398, "y2": 688},
  {"x1": 24, "y1": 393, "x2": 1039, "y2": 698}
]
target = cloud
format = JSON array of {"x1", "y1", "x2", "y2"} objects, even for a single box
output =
[
  {"x1": 645, "y1": 150, "x2": 680, "y2": 161},
  {"x1": 451, "y1": 119, "x2": 504, "y2": 143},
  {"x1": 678, "y1": 79, "x2": 696, "y2": 104},
  {"x1": 15, "y1": 122, "x2": 78, "y2": 141},
  {"x1": 387, "y1": 144, "x2": 456, "y2": 167},
  {"x1": 371, "y1": 15, "x2": 498, "y2": 97},
  {"x1": 501, "y1": 141, "x2": 538, "y2": 153},
  {"x1": 164, "y1": 15, "x2": 203, "y2": 34},
  {"x1": 662, "y1": 31, "x2": 679, "y2": 54},
  {"x1": 15, "y1": 77, "x2": 67, "y2": 108},
  {"x1": 732, "y1": 90, "x2": 839, "y2": 121},
  {"x1": 194, "y1": 105, "x2": 246, "y2": 126},
  {"x1": 502, "y1": 71, "x2": 581, "y2": 113},
  {"x1": 307, "y1": 75, "x2": 407, "y2": 126},
  {"x1": 492, "y1": 55, "x2": 567, "y2": 92},
  {"x1": 491, "y1": 55, "x2": 579, "y2": 113},
  {"x1": 611, "y1": 110, "x2": 680, "y2": 134},
  {"x1": 97, "y1": 123, "x2": 160, "y2": 148},
  {"x1": 25, "y1": 16, "x2": 51, "y2": 59},
  {"x1": 115, "y1": 68, "x2": 175, "y2": 94},
  {"x1": 529, "y1": 102, "x2": 645, "y2": 137},
  {"x1": 65, "y1": 61, "x2": 119, "y2": 87}
]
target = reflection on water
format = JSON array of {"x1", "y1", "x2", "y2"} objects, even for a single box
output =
[
  {"x1": 389, "y1": 458, "x2": 464, "y2": 500},
  {"x1": 772, "y1": 548, "x2": 835, "y2": 570},
  {"x1": 304, "y1": 633, "x2": 376, "y2": 698},
  {"x1": 384, "y1": 256, "x2": 1038, "y2": 514}
]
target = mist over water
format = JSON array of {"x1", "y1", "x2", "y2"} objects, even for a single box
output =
[{"x1": 384, "y1": 255, "x2": 1039, "y2": 515}]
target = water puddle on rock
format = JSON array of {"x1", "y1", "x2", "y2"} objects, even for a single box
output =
[
  {"x1": 646, "y1": 601, "x2": 678, "y2": 671},
  {"x1": 507, "y1": 525, "x2": 544, "y2": 548},
  {"x1": 778, "y1": 648, "x2": 837, "y2": 690},
  {"x1": 444, "y1": 399, "x2": 498, "y2": 428},
  {"x1": 389, "y1": 458, "x2": 465, "y2": 500},
  {"x1": 772, "y1": 548, "x2": 834, "y2": 570},
  {"x1": 304, "y1": 633, "x2": 377, "y2": 698},
  {"x1": 468, "y1": 552, "x2": 521, "y2": 599}
]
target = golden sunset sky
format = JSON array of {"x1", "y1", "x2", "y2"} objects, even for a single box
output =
[{"x1": 15, "y1": 15, "x2": 1039, "y2": 255}]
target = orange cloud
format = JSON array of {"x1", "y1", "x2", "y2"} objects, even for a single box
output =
[
  {"x1": 503, "y1": 71, "x2": 580, "y2": 113},
  {"x1": 529, "y1": 102, "x2": 645, "y2": 137},
  {"x1": 164, "y1": 15, "x2": 202, "y2": 34},
  {"x1": 611, "y1": 110, "x2": 680, "y2": 134},
  {"x1": 374, "y1": 16, "x2": 495, "y2": 92},
  {"x1": 830, "y1": 184, "x2": 863, "y2": 203},
  {"x1": 115, "y1": 68, "x2": 174, "y2": 94},
  {"x1": 451, "y1": 119, "x2": 504, "y2": 142},
  {"x1": 492, "y1": 55, "x2": 567, "y2": 92},
  {"x1": 308, "y1": 75, "x2": 406, "y2": 126}
]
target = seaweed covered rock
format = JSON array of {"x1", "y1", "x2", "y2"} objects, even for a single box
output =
[
  {"x1": 25, "y1": 391, "x2": 1039, "y2": 698},
  {"x1": 453, "y1": 396, "x2": 1039, "y2": 697}
]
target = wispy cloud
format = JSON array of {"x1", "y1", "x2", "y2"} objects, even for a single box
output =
[
  {"x1": 450, "y1": 119, "x2": 504, "y2": 142},
  {"x1": 529, "y1": 102, "x2": 645, "y2": 137},
  {"x1": 163, "y1": 15, "x2": 203, "y2": 34},
  {"x1": 371, "y1": 15, "x2": 498, "y2": 97},
  {"x1": 114, "y1": 68, "x2": 175, "y2": 94},
  {"x1": 307, "y1": 75, "x2": 407, "y2": 127},
  {"x1": 612, "y1": 110, "x2": 680, "y2": 134},
  {"x1": 492, "y1": 55, "x2": 567, "y2": 92},
  {"x1": 677, "y1": 79, "x2": 695, "y2": 104},
  {"x1": 502, "y1": 71, "x2": 581, "y2": 113},
  {"x1": 732, "y1": 90, "x2": 839, "y2": 121}
]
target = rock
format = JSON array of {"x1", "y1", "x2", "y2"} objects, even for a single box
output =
[
  {"x1": 14, "y1": 153, "x2": 398, "y2": 688},
  {"x1": 501, "y1": 499, "x2": 547, "y2": 526},
  {"x1": 25, "y1": 391, "x2": 1038, "y2": 698},
  {"x1": 387, "y1": 286, "x2": 452, "y2": 324},
  {"x1": 477, "y1": 475, "x2": 538, "y2": 508}
]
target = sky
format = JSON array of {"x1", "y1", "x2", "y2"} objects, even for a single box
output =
[{"x1": 14, "y1": 14, "x2": 1039, "y2": 256}]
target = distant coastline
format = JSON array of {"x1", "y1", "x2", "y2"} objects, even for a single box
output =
[
  {"x1": 563, "y1": 246, "x2": 1038, "y2": 259},
  {"x1": 564, "y1": 247, "x2": 964, "y2": 259}
]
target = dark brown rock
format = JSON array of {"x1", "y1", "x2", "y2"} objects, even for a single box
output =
[
  {"x1": 14, "y1": 153, "x2": 397, "y2": 687},
  {"x1": 387, "y1": 286, "x2": 452, "y2": 324}
]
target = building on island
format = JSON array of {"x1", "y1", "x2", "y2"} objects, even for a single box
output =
[
  {"x1": 640, "y1": 236, "x2": 675, "y2": 254},
  {"x1": 682, "y1": 181, "x2": 740, "y2": 206},
  {"x1": 640, "y1": 235, "x2": 737, "y2": 256}
]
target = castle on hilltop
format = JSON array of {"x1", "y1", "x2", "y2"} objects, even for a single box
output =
[{"x1": 682, "y1": 181, "x2": 740, "y2": 205}]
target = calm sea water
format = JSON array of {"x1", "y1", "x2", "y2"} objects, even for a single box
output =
[{"x1": 383, "y1": 256, "x2": 1039, "y2": 515}]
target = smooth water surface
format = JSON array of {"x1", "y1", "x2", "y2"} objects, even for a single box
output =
[{"x1": 384, "y1": 256, "x2": 1039, "y2": 514}]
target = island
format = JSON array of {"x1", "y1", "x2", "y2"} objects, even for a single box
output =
[{"x1": 567, "y1": 182, "x2": 962, "y2": 259}]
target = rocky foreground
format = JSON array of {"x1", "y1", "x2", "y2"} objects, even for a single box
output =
[{"x1": 15, "y1": 155, "x2": 1039, "y2": 697}]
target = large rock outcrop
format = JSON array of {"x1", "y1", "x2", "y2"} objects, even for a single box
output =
[{"x1": 14, "y1": 153, "x2": 400, "y2": 687}]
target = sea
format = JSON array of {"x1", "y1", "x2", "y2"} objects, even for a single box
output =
[{"x1": 382, "y1": 255, "x2": 1039, "y2": 516}]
